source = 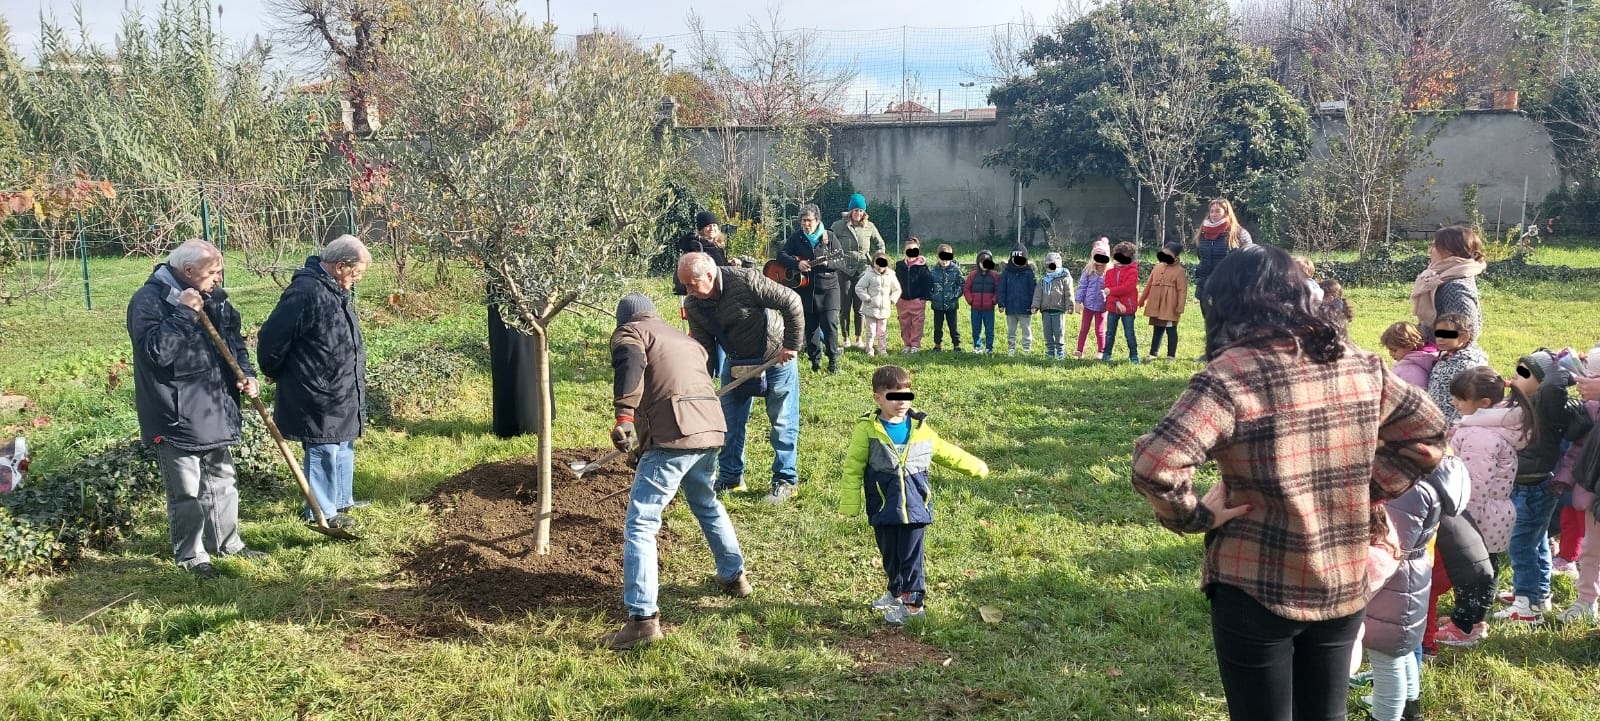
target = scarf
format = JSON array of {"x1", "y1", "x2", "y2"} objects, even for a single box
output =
[
  {"x1": 1410, "y1": 255, "x2": 1486, "y2": 328},
  {"x1": 804, "y1": 225, "x2": 824, "y2": 247},
  {"x1": 1200, "y1": 218, "x2": 1229, "y2": 241}
]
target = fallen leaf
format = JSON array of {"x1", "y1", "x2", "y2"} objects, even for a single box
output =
[
  {"x1": 1106, "y1": 666, "x2": 1123, "y2": 677},
  {"x1": 941, "y1": 657, "x2": 952, "y2": 667},
  {"x1": 978, "y1": 605, "x2": 1004, "y2": 623}
]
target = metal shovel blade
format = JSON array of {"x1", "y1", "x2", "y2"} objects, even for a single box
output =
[
  {"x1": 305, "y1": 521, "x2": 362, "y2": 541},
  {"x1": 570, "y1": 449, "x2": 624, "y2": 478}
]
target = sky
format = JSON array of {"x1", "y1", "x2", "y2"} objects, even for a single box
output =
[{"x1": 1, "y1": 0, "x2": 1071, "y2": 109}]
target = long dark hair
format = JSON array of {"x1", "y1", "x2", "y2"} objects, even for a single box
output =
[{"x1": 1200, "y1": 244, "x2": 1345, "y2": 363}]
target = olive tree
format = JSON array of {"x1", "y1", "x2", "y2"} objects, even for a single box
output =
[{"x1": 370, "y1": 0, "x2": 669, "y2": 554}]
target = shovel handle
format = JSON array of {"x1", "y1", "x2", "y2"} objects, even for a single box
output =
[{"x1": 193, "y1": 308, "x2": 336, "y2": 530}]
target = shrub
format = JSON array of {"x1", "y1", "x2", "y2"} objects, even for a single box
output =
[
  {"x1": 365, "y1": 340, "x2": 485, "y2": 426},
  {"x1": 0, "y1": 411, "x2": 283, "y2": 577}
]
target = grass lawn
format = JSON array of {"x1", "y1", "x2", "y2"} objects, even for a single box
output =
[{"x1": 1, "y1": 247, "x2": 1599, "y2": 720}]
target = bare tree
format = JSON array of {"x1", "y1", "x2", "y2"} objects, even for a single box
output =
[
  {"x1": 1097, "y1": 2, "x2": 1231, "y2": 248},
  {"x1": 269, "y1": 0, "x2": 397, "y2": 135}
]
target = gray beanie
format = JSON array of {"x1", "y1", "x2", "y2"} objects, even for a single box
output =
[
  {"x1": 1518, "y1": 349, "x2": 1559, "y2": 382},
  {"x1": 615, "y1": 292, "x2": 656, "y2": 326}
]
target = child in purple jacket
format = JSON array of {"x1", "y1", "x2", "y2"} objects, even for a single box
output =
[{"x1": 1074, "y1": 237, "x2": 1110, "y2": 359}]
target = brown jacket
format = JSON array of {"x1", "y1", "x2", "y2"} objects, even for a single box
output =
[
  {"x1": 611, "y1": 312, "x2": 727, "y2": 451},
  {"x1": 1140, "y1": 261, "x2": 1188, "y2": 323}
]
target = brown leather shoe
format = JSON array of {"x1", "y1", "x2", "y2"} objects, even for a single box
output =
[
  {"x1": 719, "y1": 571, "x2": 752, "y2": 598},
  {"x1": 602, "y1": 615, "x2": 663, "y2": 651}
]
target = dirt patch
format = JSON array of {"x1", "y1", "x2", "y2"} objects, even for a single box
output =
[
  {"x1": 399, "y1": 448, "x2": 670, "y2": 620},
  {"x1": 837, "y1": 628, "x2": 951, "y2": 674}
]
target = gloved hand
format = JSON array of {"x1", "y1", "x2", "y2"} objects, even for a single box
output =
[{"x1": 611, "y1": 417, "x2": 636, "y2": 452}]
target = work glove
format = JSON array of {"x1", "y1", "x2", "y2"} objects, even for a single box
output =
[{"x1": 611, "y1": 417, "x2": 637, "y2": 452}]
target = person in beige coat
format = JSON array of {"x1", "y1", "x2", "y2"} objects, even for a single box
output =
[
  {"x1": 1139, "y1": 240, "x2": 1188, "y2": 361},
  {"x1": 854, "y1": 252, "x2": 902, "y2": 356}
]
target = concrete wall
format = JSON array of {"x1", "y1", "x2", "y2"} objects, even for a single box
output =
[{"x1": 680, "y1": 110, "x2": 1562, "y2": 247}]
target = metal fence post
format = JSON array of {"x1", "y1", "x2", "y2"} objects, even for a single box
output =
[
  {"x1": 77, "y1": 211, "x2": 91, "y2": 311},
  {"x1": 200, "y1": 196, "x2": 211, "y2": 245}
]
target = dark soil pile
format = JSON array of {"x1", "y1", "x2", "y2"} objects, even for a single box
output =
[{"x1": 401, "y1": 448, "x2": 667, "y2": 620}]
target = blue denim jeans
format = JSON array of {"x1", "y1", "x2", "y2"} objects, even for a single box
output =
[
  {"x1": 970, "y1": 309, "x2": 995, "y2": 351},
  {"x1": 303, "y1": 441, "x2": 354, "y2": 521},
  {"x1": 624, "y1": 448, "x2": 745, "y2": 618},
  {"x1": 1509, "y1": 481, "x2": 1556, "y2": 600},
  {"x1": 719, "y1": 358, "x2": 800, "y2": 486},
  {"x1": 1102, "y1": 311, "x2": 1139, "y2": 361},
  {"x1": 1365, "y1": 649, "x2": 1419, "y2": 721}
]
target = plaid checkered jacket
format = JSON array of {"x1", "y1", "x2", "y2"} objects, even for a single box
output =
[{"x1": 1131, "y1": 340, "x2": 1447, "y2": 621}]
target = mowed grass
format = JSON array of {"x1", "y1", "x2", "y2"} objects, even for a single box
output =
[{"x1": 1, "y1": 248, "x2": 1599, "y2": 720}]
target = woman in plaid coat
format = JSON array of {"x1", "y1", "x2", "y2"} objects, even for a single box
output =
[{"x1": 1131, "y1": 245, "x2": 1447, "y2": 721}]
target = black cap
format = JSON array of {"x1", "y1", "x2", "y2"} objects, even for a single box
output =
[{"x1": 694, "y1": 211, "x2": 719, "y2": 230}]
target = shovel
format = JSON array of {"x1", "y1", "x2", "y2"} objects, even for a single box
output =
[
  {"x1": 569, "y1": 354, "x2": 784, "y2": 478},
  {"x1": 195, "y1": 309, "x2": 361, "y2": 541}
]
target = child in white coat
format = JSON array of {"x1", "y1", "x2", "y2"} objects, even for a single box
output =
[{"x1": 855, "y1": 252, "x2": 902, "y2": 357}]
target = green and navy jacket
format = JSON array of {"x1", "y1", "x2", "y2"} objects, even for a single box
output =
[{"x1": 840, "y1": 409, "x2": 989, "y2": 526}]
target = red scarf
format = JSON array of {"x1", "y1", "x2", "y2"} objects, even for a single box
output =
[{"x1": 1200, "y1": 219, "x2": 1230, "y2": 241}]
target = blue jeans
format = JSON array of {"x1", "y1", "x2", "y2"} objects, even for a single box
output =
[
  {"x1": 970, "y1": 309, "x2": 995, "y2": 351},
  {"x1": 719, "y1": 358, "x2": 800, "y2": 486},
  {"x1": 1509, "y1": 482, "x2": 1555, "y2": 600},
  {"x1": 1102, "y1": 312, "x2": 1139, "y2": 360},
  {"x1": 1366, "y1": 649, "x2": 1419, "y2": 721},
  {"x1": 303, "y1": 441, "x2": 354, "y2": 521},
  {"x1": 624, "y1": 448, "x2": 745, "y2": 618}
]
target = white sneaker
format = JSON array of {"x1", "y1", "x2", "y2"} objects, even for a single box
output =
[
  {"x1": 866, "y1": 346, "x2": 875, "y2": 357},
  {"x1": 1493, "y1": 595, "x2": 1546, "y2": 623},
  {"x1": 869, "y1": 593, "x2": 897, "y2": 611},
  {"x1": 1558, "y1": 601, "x2": 1598, "y2": 624}
]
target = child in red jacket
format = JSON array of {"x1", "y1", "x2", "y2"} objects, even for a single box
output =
[{"x1": 1101, "y1": 241, "x2": 1141, "y2": 363}]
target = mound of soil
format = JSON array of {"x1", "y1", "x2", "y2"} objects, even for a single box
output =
[{"x1": 400, "y1": 448, "x2": 670, "y2": 619}]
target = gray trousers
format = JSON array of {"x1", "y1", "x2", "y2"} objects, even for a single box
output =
[
  {"x1": 1006, "y1": 313, "x2": 1033, "y2": 352},
  {"x1": 155, "y1": 443, "x2": 244, "y2": 569},
  {"x1": 1041, "y1": 310, "x2": 1066, "y2": 355}
]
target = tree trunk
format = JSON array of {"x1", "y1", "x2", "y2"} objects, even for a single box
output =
[
  {"x1": 1154, "y1": 197, "x2": 1170, "y2": 254},
  {"x1": 530, "y1": 321, "x2": 554, "y2": 555}
]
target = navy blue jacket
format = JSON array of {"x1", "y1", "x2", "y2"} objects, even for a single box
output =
[
  {"x1": 996, "y1": 262, "x2": 1037, "y2": 312},
  {"x1": 127, "y1": 265, "x2": 255, "y2": 451},
  {"x1": 256, "y1": 257, "x2": 368, "y2": 444}
]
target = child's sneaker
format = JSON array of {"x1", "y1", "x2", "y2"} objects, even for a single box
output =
[
  {"x1": 1497, "y1": 589, "x2": 1515, "y2": 605},
  {"x1": 1492, "y1": 595, "x2": 1546, "y2": 623},
  {"x1": 883, "y1": 599, "x2": 925, "y2": 625},
  {"x1": 1435, "y1": 620, "x2": 1488, "y2": 646},
  {"x1": 1558, "y1": 601, "x2": 1599, "y2": 624},
  {"x1": 869, "y1": 592, "x2": 898, "y2": 611},
  {"x1": 1553, "y1": 557, "x2": 1580, "y2": 578},
  {"x1": 1130, "y1": 356, "x2": 1141, "y2": 364},
  {"x1": 1073, "y1": 351, "x2": 1083, "y2": 359},
  {"x1": 866, "y1": 346, "x2": 876, "y2": 357}
]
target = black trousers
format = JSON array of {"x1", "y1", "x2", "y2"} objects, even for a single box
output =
[
  {"x1": 1209, "y1": 583, "x2": 1364, "y2": 721},
  {"x1": 801, "y1": 287, "x2": 841, "y2": 364},
  {"x1": 1149, "y1": 325, "x2": 1178, "y2": 358},
  {"x1": 931, "y1": 308, "x2": 961, "y2": 348},
  {"x1": 874, "y1": 523, "x2": 927, "y2": 602},
  {"x1": 841, "y1": 274, "x2": 863, "y2": 340}
]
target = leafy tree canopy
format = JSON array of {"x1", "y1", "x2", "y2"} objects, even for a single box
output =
[{"x1": 988, "y1": 0, "x2": 1310, "y2": 213}]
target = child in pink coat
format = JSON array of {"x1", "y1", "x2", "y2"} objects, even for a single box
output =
[
  {"x1": 1450, "y1": 367, "x2": 1530, "y2": 557},
  {"x1": 1381, "y1": 321, "x2": 1437, "y2": 389}
]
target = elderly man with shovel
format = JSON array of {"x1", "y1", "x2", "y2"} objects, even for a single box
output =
[
  {"x1": 127, "y1": 239, "x2": 269, "y2": 578},
  {"x1": 602, "y1": 292, "x2": 751, "y2": 650}
]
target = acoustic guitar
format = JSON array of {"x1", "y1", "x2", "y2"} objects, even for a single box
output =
[{"x1": 763, "y1": 244, "x2": 846, "y2": 290}]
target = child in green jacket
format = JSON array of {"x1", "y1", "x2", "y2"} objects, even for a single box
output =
[{"x1": 840, "y1": 365, "x2": 989, "y2": 624}]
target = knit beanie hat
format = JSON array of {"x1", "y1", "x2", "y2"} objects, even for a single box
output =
[
  {"x1": 615, "y1": 292, "x2": 656, "y2": 326},
  {"x1": 848, "y1": 193, "x2": 867, "y2": 211},
  {"x1": 1518, "y1": 349, "x2": 1558, "y2": 382},
  {"x1": 694, "y1": 211, "x2": 719, "y2": 230},
  {"x1": 1045, "y1": 251, "x2": 1063, "y2": 268},
  {"x1": 1092, "y1": 238, "x2": 1111, "y2": 258},
  {"x1": 1011, "y1": 242, "x2": 1028, "y2": 260}
]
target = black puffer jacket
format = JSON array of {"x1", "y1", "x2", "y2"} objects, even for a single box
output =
[
  {"x1": 127, "y1": 265, "x2": 255, "y2": 451},
  {"x1": 256, "y1": 257, "x2": 368, "y2": 444},
  {"x1": 685, "y1": 267, "x2": 805, "y2": 368}
]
